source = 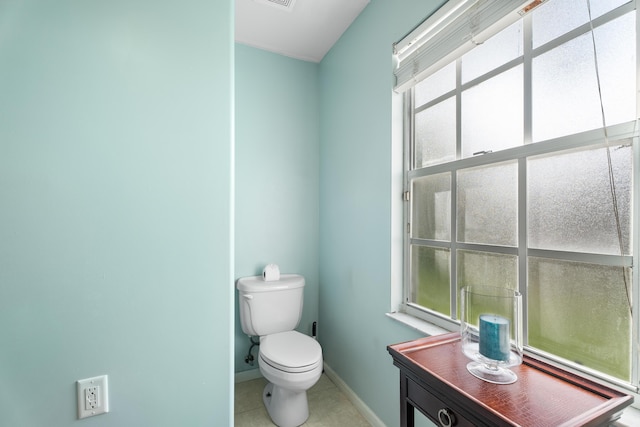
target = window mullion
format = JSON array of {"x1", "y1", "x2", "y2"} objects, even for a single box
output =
[
  {"x1": 631, "y1": 134, "x2": 640, "y2": 389},
  {"x1": 403, "y1": 91, "x2": 413, "y2": 307},
  {"x1": 518, "y1": 157, "x2": 529, "y2": 345},
  {"x1": 630, "y1": 0, "x2": 639, "y2": 390},
  {"x1": 523, "y1": 13, "x2": 533, "y2": 145},
  {"x1": 520, "y1": 11, "x2": 532, "y2": 348},
  {"x1": 455, "y1": 58, "x2": 462, "y2": 160},
  {"x1": 528, "y1": 249, "x2": 633, "y2": 267},
  {"x1": 450, "y1": 169, "x2": 458, "y2": 320},
  {"x1": 450, "y1": 59, "x2": 463, "y2": 320}
]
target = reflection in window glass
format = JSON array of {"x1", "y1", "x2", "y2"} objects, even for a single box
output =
[
  {"x1": 528, "y1": 144, "x2": 632, "y2": 255},
  {"x1": 457, "y1": 162, "x2": 518, "y2": 246},
  {"x1": 462, "y1": 20, "x2": 523, "y2": 83},
  {"x1": 529, "y1": 257, "x2": 631, "y2": 380},
  {"x1": 462, "y1": 65, "x2": 523, "y2": 157},
  {"x1": 414, "y1": 61, "x2": 456, "y2": 107},
  {"x1": 411, "y1": 174, "x2": 451, "y2": 241},
  {"x1": 532, "y1": 13, "x2": 636, "y2": 142},
  {"x1": 415, "y1": 97, "x2": 456, "y2": 168},
  {"x1": 411, "y1": 246, "x2": 451, "y2": 316},
  {"x1": 457, "y1": 250, "x2": 518, "y2": 315}
]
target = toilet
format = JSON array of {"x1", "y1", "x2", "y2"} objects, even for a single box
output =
[{"x1": 237, "y1": 274, "x2": 323, "y2": 427}]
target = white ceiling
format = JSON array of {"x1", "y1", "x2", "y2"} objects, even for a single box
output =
[{"x1": 235, "y1": 0, "x2": 371, "y2": 63}]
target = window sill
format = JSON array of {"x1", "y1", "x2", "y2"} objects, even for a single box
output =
[
  {"x1": 615, "y1": 406, "x2": 640, "y2": 426},
  {"x1": 386, "y1": 311, "x2": 449, "y2": 337}
]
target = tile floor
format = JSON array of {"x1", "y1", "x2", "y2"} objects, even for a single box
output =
[{"x1": 235, "y1": 374, "x2": 372, "y2": 427}]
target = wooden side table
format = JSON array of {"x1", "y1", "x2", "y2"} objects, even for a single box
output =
[{"x1": 388, "y1": 332, "x2": 633, "y2": 427}]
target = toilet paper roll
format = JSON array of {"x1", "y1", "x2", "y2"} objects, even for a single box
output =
[{"x1": 262, "y1": 264, "x2": 280, "y2": 281}]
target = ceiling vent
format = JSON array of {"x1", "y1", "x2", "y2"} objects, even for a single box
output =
[{"x1": 253, "y1": 0, "x2": 297, "y2": 12}]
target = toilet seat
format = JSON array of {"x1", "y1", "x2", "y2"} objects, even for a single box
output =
[{"x1": 260, "y1": 331, "x2": 322, "y2": 373}]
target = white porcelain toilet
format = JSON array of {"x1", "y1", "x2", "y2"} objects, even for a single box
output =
[{"x1": 237, "y1": 274, "x2": 323, "y2": 427}]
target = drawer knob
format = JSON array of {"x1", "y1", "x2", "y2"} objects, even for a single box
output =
[{"x1": 437, "y1": 408, "x2": 455, "y2": 427}]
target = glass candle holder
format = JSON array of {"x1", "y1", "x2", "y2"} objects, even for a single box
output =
[{"x1": 460, "y1": 285, "x2": 523, "y2": 384}]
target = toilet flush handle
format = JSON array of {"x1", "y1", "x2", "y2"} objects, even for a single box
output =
[{"x1": 243, "y1": 294, "x2": 253, "y2": 300}]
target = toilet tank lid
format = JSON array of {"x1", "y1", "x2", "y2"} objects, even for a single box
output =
[{"x1": 236, "y1": 274, "x2": 304, "y2": 292}]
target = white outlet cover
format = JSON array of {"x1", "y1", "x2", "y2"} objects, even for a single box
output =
[{"x1": 77, "y1": 375, "x2": 109, "y2": 419}]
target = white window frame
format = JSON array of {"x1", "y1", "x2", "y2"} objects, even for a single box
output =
[{"x1": 398, "y1": 0, "x2": 640, "y2": 395}]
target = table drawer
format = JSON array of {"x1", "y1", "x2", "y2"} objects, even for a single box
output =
[{"x1": 407, "y1": 377, "x2": 475, "y2": 427}]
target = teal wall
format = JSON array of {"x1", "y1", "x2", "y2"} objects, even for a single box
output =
[
  {"x1": 0, "y1": 1, "x2": 234, "y2": 426},
  {"x1": 318, "y1": 0, "x2": 443, "y2": 426},
  {"x1": 234, "y1": 44, "x2": 320, "y2": 373}
]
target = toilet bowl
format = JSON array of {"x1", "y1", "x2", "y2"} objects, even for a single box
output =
[{"x1": 259, "y1": 331, "x2": 323, "y2": 427}]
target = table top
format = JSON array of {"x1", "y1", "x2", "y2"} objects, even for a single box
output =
[{"x1": 388, "y1": 332, "x2": 634, "y2": 427}]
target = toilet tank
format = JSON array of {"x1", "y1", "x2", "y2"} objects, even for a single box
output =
[{"x1": 236, "y1": 274, "x2": 305, "y2": 336}]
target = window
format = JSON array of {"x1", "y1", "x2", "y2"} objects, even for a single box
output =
[{"x1": 398, "y1": 0, "x2": 638, "y2": 388}]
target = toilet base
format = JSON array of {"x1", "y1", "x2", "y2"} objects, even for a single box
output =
[{"x1": 263, "y1": 382, "x2": 309, "y2": 427}]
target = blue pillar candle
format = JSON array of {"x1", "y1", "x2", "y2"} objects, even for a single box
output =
[{"x1": 479, "y1": 314, "x2": 511, "y2": 362}]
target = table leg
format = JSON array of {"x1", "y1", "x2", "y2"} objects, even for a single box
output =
[{"x1": 400, "y1": 373, "x2": 414, "y2": 427}]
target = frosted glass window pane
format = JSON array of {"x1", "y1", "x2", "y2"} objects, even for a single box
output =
[
  {"x1": 411, "y1": 173, "x2": 451, "y2": 241},
  {"x1": 528, "y1": 258, "x2": 631, "y2": 380},
  {"x1": 411, "y1": 246, "x2": 451, "y2": 316},
  {"x1": 532, "y1": 0, "x2": 590, "y2": 48},
  {"x1": 532, "y1": 0, "x2": 626, "y2": 48},
  {"x1": 414, "y1": 61, "x2": 456, "y2": 107},
  {"x1": 462, "y1": 66, "x2": 523, "y2": 157},
  {"x1": 414, "y1": 97, "x2": 456, "y2": 168},
  {"x1": 457, "y1": 162, "x2": 518, "y2": 246},
  {"x1": 588, "y1": 0, "x2": 629, "y2": 19},
  {"x1": 528, "y1": 144, "x2": 632, "y2": 255},
  {"x1": 457, "y1": 250, "x2": 518, "y2": 315},
  {"x1": 462, "y1": 20, "x2": 524, "y2": 83},
  {"x1": 532, "y1": 14, "x2": 636, "y2": 142},
  {"x1": 591, "y1": 13, "x2": 636, "y2": 128}
]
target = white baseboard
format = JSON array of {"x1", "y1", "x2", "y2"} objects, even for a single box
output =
[
  {"x1": 323, "y1": 363, "x2": 387, "y2": 427},
  {"x1": 235, "y1": 368, "x2": 263, "y2": 383}
]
